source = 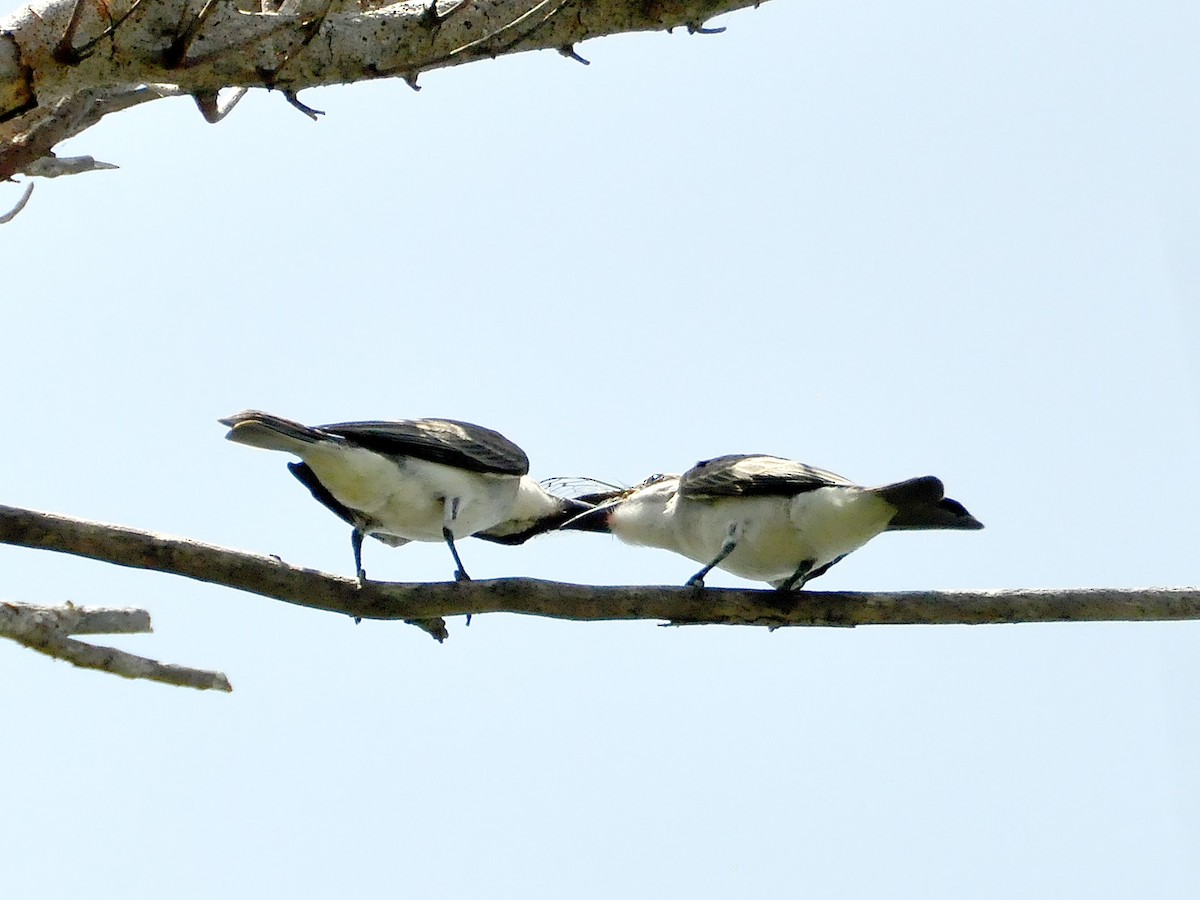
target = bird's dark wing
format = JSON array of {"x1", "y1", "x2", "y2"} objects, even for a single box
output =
[
  {"x1": 679, "y1": 454, "x2": 857, "y2": 499},
  {"x1": 319, "y1": 419, "x2": 529, "y2": 476}
]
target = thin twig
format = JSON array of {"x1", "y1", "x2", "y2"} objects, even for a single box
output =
[
  {"x1": 24, "y1": 154, "x2": 118, "y2": 175},
  {"x1": 0, "y1": 180, "x2": 33, "y2": 222}
]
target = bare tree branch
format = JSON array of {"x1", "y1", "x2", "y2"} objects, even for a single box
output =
[
  {"x1": 0, "y1": 597, "x2": 232, "y2": 691},
  {"x1": 0, "y1": 0, "x2": 768, "y2": 180},
  {"x1": 2, "y1": 504, "x2": 1199, "y2": 635},
  {"x1": 0, "y1": 600, "x2": 152, "y2": 634},
  {"x1": 0, "y1": 176, "x2": 31, "y2": 220}
]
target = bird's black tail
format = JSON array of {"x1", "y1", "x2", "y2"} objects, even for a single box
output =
[
  {"x1": 219, "y1": 410, "x2": 328, "y2": 453},
  {"x1": 556, "y1": 502, "x2": 616, "y2": 534},
  {"x1": 474, "y1": 496, "x2": 605, "y2": 545},
  {"x1": 874, "y1": 476, "x2": 984, "y2": 531},
  {"x1": 553, "y1": 478, "x2": 641, "y2": 535}
]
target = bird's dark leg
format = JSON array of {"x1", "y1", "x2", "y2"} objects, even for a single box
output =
[
  {"x1": 351, "y1": 527, "x2": 367, "y2": 585},
  {"x1": 442, "y1": 524, "x2": 473, "y2": 625},
  {"x1": 686, "y1": 523, "x2": 739, "y2": 589},
  {"x1": 777, "y1": 559, "x2": 816, "y2": 593},
  {"x1": 442, "y1": 498, "x2": 471, "y2": 581},
  {"x1": 795, "y1": 554, "x2": 845, "y2": 589},
  {"x1": 444, "y1": 497, "x2": 473, "y2": 624},
  {"x1": 442, "y1": 526, "x2": 470, "y2": 582}
]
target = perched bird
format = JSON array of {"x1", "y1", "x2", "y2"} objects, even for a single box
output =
[
  {"x1": 220, "y1": 410, "x2": 592, "y2": 583},
  {"x1": 564, "y1": 454, "x2": 982, "y2": 590}
]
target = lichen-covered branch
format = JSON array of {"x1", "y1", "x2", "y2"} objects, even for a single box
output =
[
  {"x1": 2, "y1": 503, "x2": 1199, "y2": 636},
  {"x1": 0, "y1": 597, "x2": 232, "y2": 691},
  {"x1": 0, "y1": 0, "x2": 768, "y2": 181}
]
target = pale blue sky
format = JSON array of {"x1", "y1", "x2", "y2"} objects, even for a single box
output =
[{"x1": 4, "y1": 1, "x2": 1200, "y2": 896}]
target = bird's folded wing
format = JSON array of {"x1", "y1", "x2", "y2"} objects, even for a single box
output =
[
  {"x1": 319, "y1": 419, "x2": 530, "y2": 476},
  {"x1": 679, "y1": 454, "x2": 857, "y2": 499}
]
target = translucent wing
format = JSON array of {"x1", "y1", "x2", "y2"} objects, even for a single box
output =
[{"x1": 538, "y1": 476, "x2": 627, "y2": 504}]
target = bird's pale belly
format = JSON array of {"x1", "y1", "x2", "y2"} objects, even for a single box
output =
[
  {"x1": 305, "y1": 447, "x2": 520, "y2": 542},
  {"x1": 681, "y1": 517, "x2": 817, "y2": 582},
  {"x1": 674, "y1": 489, "x2": 895, "y2": 582},
  {"x1": 672, "y1": 497, "x2": 811, "y2": 582}
]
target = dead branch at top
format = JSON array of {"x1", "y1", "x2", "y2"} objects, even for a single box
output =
[{"x1": 0, "y1": 0, "x2": 772, "y2": 182}]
